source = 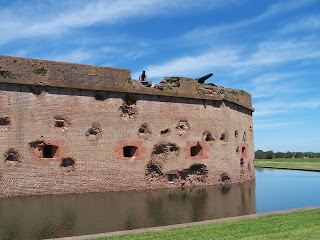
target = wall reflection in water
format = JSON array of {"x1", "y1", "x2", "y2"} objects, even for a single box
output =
[{"x1": 0, "y1": 181, "x2": 255, "y2": 239}]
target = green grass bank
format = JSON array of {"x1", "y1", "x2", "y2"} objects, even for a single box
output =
[
  {"x1": 254, "y1": 158, "x2": 320, "y2": 170},
  {"x1": 93, "y1": 208, "x2": 320, "y2": 240}
]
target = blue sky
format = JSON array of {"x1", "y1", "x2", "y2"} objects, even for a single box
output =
[{"x1": 1, "y1": 0, "x2": 319, "y2": 152}]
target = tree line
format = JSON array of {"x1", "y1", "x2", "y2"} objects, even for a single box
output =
[{"x1": 255, "y1": 150, "x2": 320, "y2": 159}]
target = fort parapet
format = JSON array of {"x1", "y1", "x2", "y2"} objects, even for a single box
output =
[{"x1": 0, "y1": 55, "x2": 255, "y2": 197}]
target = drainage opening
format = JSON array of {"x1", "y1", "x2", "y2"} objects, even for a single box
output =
[
  {"x1": 43, "y1": 145, "x2": 58, "y2": 158},
  {"x1": 61, "y1": 157, "x2": 75, "y2": 167},
  {"x1": 123, "y1": 146, "x2": 138, "y2": 158},
  {"x1": 190, "y1": 144, "x2": 202, "y2": 157}
]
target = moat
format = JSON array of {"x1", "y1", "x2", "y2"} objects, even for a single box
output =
[{"x1": 0, "y1": 168, "x2": 319, "y2": 239}]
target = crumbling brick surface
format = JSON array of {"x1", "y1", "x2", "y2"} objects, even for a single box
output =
[{"x1": 0, "y1": 56, "x2": 255, "y2": 197}]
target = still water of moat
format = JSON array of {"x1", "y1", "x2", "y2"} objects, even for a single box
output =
[{"x1": 0, "y1": 168, "x2": 319, "y2": 239}]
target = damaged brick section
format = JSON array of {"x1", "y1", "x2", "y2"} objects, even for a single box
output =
[
  {"x1": 220, "y1": 131, "x2": 229, "y2": 143},
  {"x1": 0, "y1": 117, "x2": 10, "y2": 130},
  {"x1": 202, "y1": 131, "x2": 214, "y2": 142},
  {"x1": 138, "y1": 123, "x2": 152, "y2": 138},
  {"x1": 176, "y1": 120, "x2": 190, "y2": 135},
  {"x1": 146, "y1": 142, "x2": 180, "y2": 180},
  {"x1": 154, "y1": 77, "x2": 181, "y2": 91},
  {"x1": 54, "y1": 116, "x2": 70, "y2": 131},
  {"x1": 146, "y1": 162, "x2": 209, "y2": 187},
  {"x1": 60, "y1": 157, "x2": 76, "y2": 173},
  {"x1": 86, "y1": 123, "x2": 102, "y2": 140},
  {"x1": 160, "y1": 128, "x2": 171, "y2": 135},
  {"x1": 119, "y1": 94, "x2": 138, "y2": 120},
  {"x1": 4, "y1": 148, "x2": 20, "y2": 166},
  {"x1": 220, "y1": 172, "x2": 230, "y2": 182}
]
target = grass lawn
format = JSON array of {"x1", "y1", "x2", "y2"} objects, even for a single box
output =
[
  {"x1": 254, "y1": 158, "x2": 320, "y2": 170},
  {"x1": 94, "y1": 208, "x2": 320, "y2": 240}
]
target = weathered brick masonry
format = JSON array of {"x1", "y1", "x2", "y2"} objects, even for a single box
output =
[{"x1": 0, "y1": 55, "x2": 255, "y2": 197}]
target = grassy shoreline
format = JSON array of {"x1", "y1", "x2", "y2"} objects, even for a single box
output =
[
  {"x1": 93, "y1": 208, "x2": 320, "y2": 240},
  {"x1": 254, "y1": 158, "x2": 320, "y2": 170}
]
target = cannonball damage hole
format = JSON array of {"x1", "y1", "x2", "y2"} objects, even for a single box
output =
[
  {"x1": 160, "y1": 128, "x2": 171, "y2": 135},
  {"x1": 54, "y1": 117, "x2": 70, "y2": 131},
  {"x1": 119, "y1": 94, "x2": 138, "y2": 120},
  {"x1": 220, "y1": 173, "x2": 230, "y2": 182},
  {"x1": 138, "y1": 123, "x2": 151, "y2": 138},
  {"x1": 240, "y1": 158, "x2": 244, "y2": 165},
  {"x1": 220, "y1": 131, "x2": 229, "y2": 143},
  {"x1": 176, "y1": 120, "x2": 190, "y2": 135},
  {"x1": 243, "y1": 132, "x2": 247, "y2": 141},
  {"x1": 0, "y1": 117, "x2": 10, "y2": 129},
  {"x1": 4, "y1": 148, "x2": 19, "y2": 162},
  {"x1": 167, "y1": 164, "x2": 208, "y2": 184},
  {"x1": 152, "y1": 143, "x2": 179, "y2": 156},
  {"x1": 236, "y1": 146, "x2": 240, "y2": 153},
  {"x1": 190, "y1": 143, "x2": 202, "y2": 157},
  {"x1": 60, "y1": 157, "x2": 75, "y2": 167},
  {"x1": 123, "y1": 146, "x2": 138, "y2": 158},
  {"x1": 202, "y1": 131, "x2": 214, "y2": 142},
  {"x1": 86, "y1": 123, "x2": 102, "y2": 139}
]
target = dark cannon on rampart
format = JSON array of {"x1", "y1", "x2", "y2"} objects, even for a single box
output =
[{"x1": 195, "y1": 73, "x2": 213, "y2": 83}]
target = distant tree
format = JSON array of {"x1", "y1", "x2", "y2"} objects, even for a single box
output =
[
  {"x1": 255, "y1": 150, "x2": 265, "y2": 159},
  {"x1": 275, "y1": 151, "x2": 285, "y2": 158},
  {"x1": 265, "y1": 150, "x2": 274, "y2": 159},
  {"x1": 294, "y1": 152, "x2": 303, "y2": 158},
  {"x1": 284, "y1": 151, "x2": 294, "y2": 158}
]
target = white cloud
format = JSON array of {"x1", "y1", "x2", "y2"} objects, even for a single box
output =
[
  {"x1": 51, "y1": 49, "x2": 95, "y2": 64},
  {"x1": 279, "y1": 15, "x2": 320, "y2": 34},
  {"x1": 133, "y1": 48, "x2": 239, "y2": 79},
  {"x1": 253, "y1": 99, "x2": 320, "y2": 117},
  {"x1": 184, "y1": 0, "x2": 314, "y2": 41},
  {"x1": 0, "y1": 0, "x2": 230, "y2": 45},
  {"x1": 140, "y1": 39, "x2": 320, "y2": 80}
]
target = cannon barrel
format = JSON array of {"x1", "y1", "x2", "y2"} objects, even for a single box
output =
[{"x1": 196, "y1": 73, "x2": 213, "y2": 83}]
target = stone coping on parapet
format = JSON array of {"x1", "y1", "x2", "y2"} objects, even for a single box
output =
[
  {"x1": 47, "y1": 206, "x2": 320, "y2": 240},
  {"x1": 0, "y1": 55, "x2": 254, "y2": 111}
]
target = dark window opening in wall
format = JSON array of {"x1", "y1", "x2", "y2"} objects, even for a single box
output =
[
  {"x1": 123, "y1": 146, "x2": 138, "y2": 158},
  {"x1": 43, "y1": 145, "x2": 58, "y2": 158},
  {"x1": 190, "y1": 144, "x2": 202, "y2": 157},
  {"x1": 242, "y1": 146, "x2": 246, "y2": 153}
]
